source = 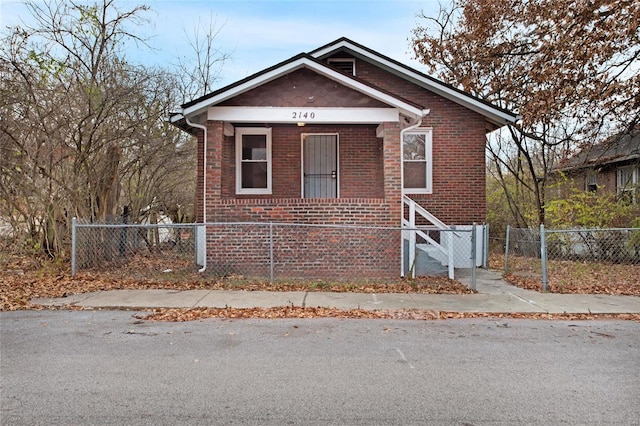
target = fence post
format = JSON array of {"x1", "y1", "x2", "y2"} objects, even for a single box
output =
[
  {"x1": 471, "y1": 223, "x2": 477, "y2": 291},
  {"x1": 540, "y1": 224, "x2": 548, "y2": 292},
  {"x1": 483, "y1": 223, "x2": 489, "y2": 269},
  {"x1": 119, "y1": 206, "x2": 129, "y2": 256},
  {"x1": 504, "y1": 224, "x2": 510, "y2": 273},
  {"x1": 400, "y1": 226, "x2": 405, "y2": 277},
  {"x1": 269, "y1": 222, "x2": 274, "y2": 284},
  {"x1": 71, "y1": 217, "x2": 77, "y2": 276},
  {"x1": 196, "y1": 225, "x2": 207, "y2": 272},
  {"x1": 447, "y1": 231, "x2": 454, "y2": 280},
  {"x1": 408, "y1": 201, "x2": 416, "y2": 278}
]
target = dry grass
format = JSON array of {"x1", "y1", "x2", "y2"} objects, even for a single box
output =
[
  {"x1": 489, "y1": 253, "x2": 640, "y2": 296},
  {"x1": 1, "y1": 253, "x2": 471, "y2": 311},
  {"x1": 2, "y1": 253, "x2": 638, "y2": 321}
]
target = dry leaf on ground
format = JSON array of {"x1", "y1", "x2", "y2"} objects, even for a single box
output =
[
  {"x1": 134, "y1": 307, "x2": 640, "y2": 322},
  {"x1": 490, "y1": 253, "x2": 640, "y2": 296}
]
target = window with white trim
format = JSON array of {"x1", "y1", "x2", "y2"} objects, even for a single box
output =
[
  {"x1": 616, "y1": 164, "x2": 640, "y2": 204},
  {"x1": 402, "y1": 128, "x2": 433, "y2": 193},
  {"x1": 236, "y1": 128, "x2": 272, "y2": 194}
]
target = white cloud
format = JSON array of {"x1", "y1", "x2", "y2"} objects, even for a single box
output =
[
  {"x1": 159, "y1": 2, "x2": 432, "y2": 86},
  {"x1": 1, "y1": 0, "x2": 441, "y2": 89}
]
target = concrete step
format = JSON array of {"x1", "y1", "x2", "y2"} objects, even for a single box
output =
[
  {"x1": 415, "y1": 246, "x2": 448, "y2": 276},
  {"x1": 404, "y1": 241, "x2": 448, "y2": 276}
]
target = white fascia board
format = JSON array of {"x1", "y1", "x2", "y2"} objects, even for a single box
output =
[
  {"x1": 182, "y1": 62, "x2": 306, "y2": 117},
  {"x1": 183, "y1": 56, "x2": 424, "y2": 120},
  {"x1": 310, "y1": 40, "x2": 357, "y2": 58},
  {"x1": 311, "y1": 41, "x2": 517, "y2": 126},
  {"x1": 208, "y1": 107, "x2": 400, "y2": 123},
  {"x1": 169, "y1": 113, "x2": 184, "y2": 123},
  {"x1": 304, "y1": 61, "x2": 423, "y2": 118}
]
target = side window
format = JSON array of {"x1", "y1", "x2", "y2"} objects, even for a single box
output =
[
  {"x1": 402, "y1": 128, "x2": 432, "y2": 193},
  {"x1": 616, "y1": 165, "x2": 639, "y2": 204},
  {"x1": 236, "y1": 128, "x2": 272, "y2": 194},
  {"x1": 585, "y1": 170, "x2": 598, "y2": 192}
]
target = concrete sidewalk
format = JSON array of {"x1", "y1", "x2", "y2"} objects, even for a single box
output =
[{"x1": 31, "y1": 269, "x2": 640, "y2": 314}]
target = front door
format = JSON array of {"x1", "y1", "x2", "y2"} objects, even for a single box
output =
[{"x1": 303, "y1": 134, "x2": 338, "y2": 198}]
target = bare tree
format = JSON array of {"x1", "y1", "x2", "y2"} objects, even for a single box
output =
[
  {"x1": 0, "y1": 0, "x2": 198, "y2": 256},
  {"x1": 175, "y1": 13, "x2": 231, "y2": 102},
  {"x1": 411, "y1": 0, "x2": 640, "y2": 226}
]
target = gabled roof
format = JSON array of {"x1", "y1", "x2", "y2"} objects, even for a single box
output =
[
  {"x1": 175, "y1": 53, "x2": 427, "y2": 122},
  {"x1": 310, "y1": 38, "x2": 519, "y2": 129},
  {"x1": 556, "y1": 129, "x2": 640, "y2": 172},
  {"x1": 172, "y1": 38, "x2": 518, "y2": 129}
]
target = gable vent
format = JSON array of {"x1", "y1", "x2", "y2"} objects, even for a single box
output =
[{"x1": 327, "y1": 58, "x2": 356, "y2": 76}]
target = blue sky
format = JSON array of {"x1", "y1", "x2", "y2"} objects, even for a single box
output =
[{"x1": 1, "y1": 0, "x2": 444, "y2": 88}]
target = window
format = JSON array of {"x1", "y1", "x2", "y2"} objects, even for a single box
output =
[
  {"x1": 617, "y1": 165, "x2": 640, "y2": 204},
  {"x1": 585, "y1": 170, "x2": 598, "y2": 192},
  {"x1": 327, "y1": 58, "x2": 356, "y2": 76},
  {"x1": 402, "y1": 128, "x2": 432, "y2": 193},
  {"x1": 236, "y1": 128, "x2": 272, "y2": 194}
]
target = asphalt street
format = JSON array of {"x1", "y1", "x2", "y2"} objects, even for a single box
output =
[{"x1": 1, "y1": 310, "x2": 639, "y2": 425}]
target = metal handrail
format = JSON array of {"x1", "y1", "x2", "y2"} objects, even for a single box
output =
[{"x1": 402, "y1": 195, "x2": 455, "y2": 279}]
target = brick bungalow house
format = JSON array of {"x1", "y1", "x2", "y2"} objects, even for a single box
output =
[
  {"x1": 170, "y1": 38, "x2": 518, "y2": 280},
  {"x1": 555, "y1": 128, "x2": 640, "y2": 204}
]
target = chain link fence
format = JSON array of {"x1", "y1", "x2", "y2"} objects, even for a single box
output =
[
  {"x1": 72, "y1": 219, "x2": 483, "y2": 287},
  {"x1": 504, "y1": 225, "x2": 640, "y2": 290},
  {"x1": 71, "y1": 218, "x2": 199, "y2": 275}
]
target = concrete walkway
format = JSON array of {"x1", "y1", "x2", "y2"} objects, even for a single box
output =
[{"x1": 31, "y1": 269, "x2": 640, "y2": 314}]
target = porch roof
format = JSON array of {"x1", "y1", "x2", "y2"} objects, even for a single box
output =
[
  {"x1": 172, "y1": 53, "x2": 429, "y2": 127},
  {"x1": 555, "y1": 129, "x2": 640, "y2": 172}
]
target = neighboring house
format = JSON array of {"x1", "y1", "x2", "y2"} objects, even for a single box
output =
[
  {"x1": 170, "y1": 38, "x2": 518, "y2": 279},
  {"x1": 555, "y1": 129, "x2": 640, "y2": 204}
]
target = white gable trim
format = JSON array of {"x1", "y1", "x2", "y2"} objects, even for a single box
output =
[
  {"x1": 208, "y1": 107, "x2": 399, "y2": 124},
  {"x1": 182, "y1": 57, "x2": 425, "y2": 119},
  {"x1": 311, "y1": 40, "x2": 518, "y2": 126}
]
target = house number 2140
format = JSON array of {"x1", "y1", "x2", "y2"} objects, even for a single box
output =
[{"x1": 292, "y1": 111, "x2": 316, "y2": 119}]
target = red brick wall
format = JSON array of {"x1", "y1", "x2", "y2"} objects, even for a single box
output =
[
  {"x1": 355, "y1": 60, "x2": 488, "y2": 224},
  {"x1": 219, "y1": 68, "x2": 389, "y2": 108},
  {"x1": 200, "y1": 121, "x2": 225, "y2": 223},
  {"x1": 195, "y1": 127, "x2": 204, "y2": 222},
  {"x1": 196, "y1": 57, "x2": 491, "y2": 277},
  {"x1": 204, "y1": 222, "x2": 400, "y2": 280},
  {"x1": 204, "y1": 59, "x2": 489, "y2": 225},
  {"x1": 208, "y1": 198, "x2": 395, "y2": 224},
  {"x1": 203, "y1": 120, "x2": 404, "y2": 279},
  {"x1": 221, "y1": 124, "x2": 384, "y2": 199},
  {"x1": 560, "y1": 167, "x2": 618, "y2": 196},
  {"x1": 204, "y1": 198, "x2": 401, "y2": 279},
  {"x1": 413, "y1": 107, "x2": 487, "y2": 225},
  {"x1": 381, "y1": 121, "x2": 403, "y2": 222}
]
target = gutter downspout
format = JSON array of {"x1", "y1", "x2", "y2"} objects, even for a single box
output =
[
  {"x1": 399, "y1": 109, "x2": 430, "y2": 278},
  {"x1": 185, "y1": 115, "x2": 207, "y2": 273},
  {"x1": 400, "y1": 108, "x2": 430, "y2": 137}
]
